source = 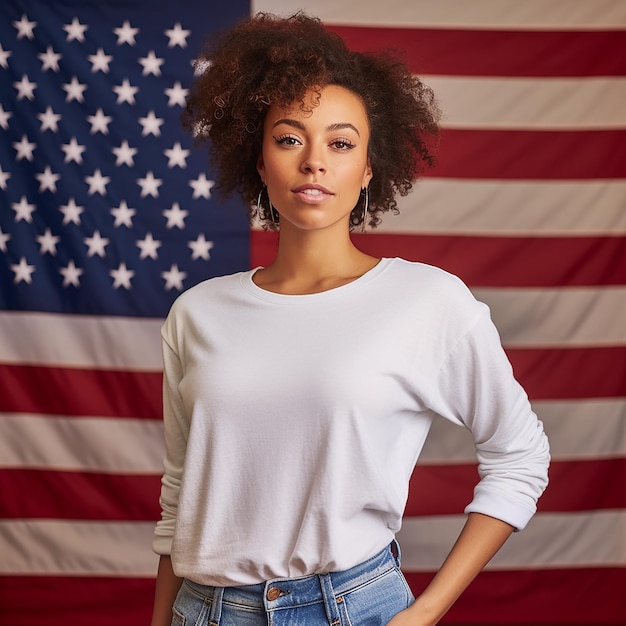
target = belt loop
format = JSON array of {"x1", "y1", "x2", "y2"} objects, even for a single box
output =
[
  {"x1": 208, "y1": 586, "x2": 224, "y2": 626},
  {"x1": 318, "y1": 573, "x2": 341, "y2": 626},
  {"x1": 391, "y1": 538, "x2": 402, "y2": 567}
]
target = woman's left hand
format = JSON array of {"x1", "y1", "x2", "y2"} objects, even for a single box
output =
[{"x1": 386, "y1": 605, "x2": 436, "y2": 626}]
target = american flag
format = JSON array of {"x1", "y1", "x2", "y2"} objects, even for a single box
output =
[
  {"x1": 1, "y1": 0, "x2": 624, "y2": 624},
  {"x1": 0, "y1": 0, "x2": 249, "y2": 624}
]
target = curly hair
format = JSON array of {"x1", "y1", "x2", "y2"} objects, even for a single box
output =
[{"x1": 182, "y1": 12, "x2": 440, "y2": 229}]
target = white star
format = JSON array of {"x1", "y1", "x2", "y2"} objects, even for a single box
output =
[
  {"x1": 193, "y1": 57, "x2": 212, "y2": 77},
  {"x1": 59, "y1": 198, "x2": 84, "y2": 225},
  {"x1": 139, "y1": 51, "x2": 164, "y2": 76},
  {"x1": 35, "y1": 166, "x2": 60, "y2": 193},
  {"x1": 0, "y1": 227, "x2": 11, "y2": 253},
  {"x1": 13, "y1": 75, "x2": 37, "y2": 100},
  {"x1": 38, "y1": 106, "x2": 61, "y2": 132},
  {"x1": 188, "y1": 234, "x2": 214, "y2": 260},
  {"x1": 137, "y1": 171, "x2": 163, "y2": 198},
  {"x1": 59, "y1": 260, "x2": 83, "y2": 287},
  {"x1": 64, "y1": 17, "x2": 88, "y2": 42},
  {"x1": 161, "y1": 264, "x2": 187, "y2": 291},
  {"x1": 61, "y1": 137, "x2": 86, "y2": 164},
  {"x1": 112, "y1": 140, "x2": 137, "y2": 167},
  {"x1": 110, "y1": 262, "x2": 135, "y2": 289},
  {"x1": 88, "y1": 48, "x2": 112, "y2": 73},
  {"x1": 38, "y1": 46, "x2": 61, "y2": 71},
  {"x1": 84, "y1": 230, "x2": 110, "y2": 257},
  {"x1": 36, "y1": 228, "x2": 60, "y2": 255},
  {"x1": 164, "y1": 142, "x2": 190, "y2": 168},
  {"x1": 85, "y1": 169, "x2": 110, "y2": 195},
  {"x1": 13, "y1": 15, "x2": 37, "y2": 40},
  {"x1": 13, "y1": 135, "x2": 36, "y2": 161},
  {"x1": 136, "y1": 232, "x2": 162, "y2": 260},
  {"x1": 163, "y1": 202, "x2": 188, "y2": 229},
  {"x1": 12, "y1": 197, "x2": 35, "y2": 222},
  {"x1": 0, "y1": 165, "x2": 11, "y2": 191},
  {"x1": 114, "y1": 21, "x2": 139, "y2": 46},
  {"x1": 11, "y1": 257, "x2": 36, "y2": 284},
  {"x1": 0, "y1": 104, "x2": 12, "y2": 130},
  {"x1": 0, "y1": 44, "x2": 12, "y2": 69},
  {"x1": 138, "y1": 110, "x2": 164, "y2": 137},
  {"x1": 165, "y1": 81, "x2": 188, "y2": 107},
  {"x1": 165, "y1": 23, "x2": 190, "y2": 48},
  {"x1": 189, "y1": 173, "x2": 215, "y2": 199},
  {"x1": 62, "y1": 76, "x2": 87, "y2": 103},
  {"x1": 110, "y1": 200, "x2": 136, "y2": 227},
  {"x1": 87, "y1": 108, "x2": 112, "y2": 134},
  {"x1": 113, "y1": 78, "x2": 139, "y2": 105}
]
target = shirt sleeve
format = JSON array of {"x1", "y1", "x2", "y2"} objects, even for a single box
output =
[
  {"x1": 152, "y1": 322, "x2": 189, "y2": 555},
  {"x1": 427, "y1": 307, "x2": 550, "y2": 530}
]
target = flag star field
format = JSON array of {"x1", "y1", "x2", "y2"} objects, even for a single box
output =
[{"x1": 0, "y1": 1, "x2": 250, "y2": 318}]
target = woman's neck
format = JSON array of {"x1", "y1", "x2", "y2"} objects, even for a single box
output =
[{"x1": 253, "y1": 224, "x2": 379, "y2": 295}]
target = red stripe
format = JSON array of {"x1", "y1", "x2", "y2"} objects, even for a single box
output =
[
  {"x1": 406, "y1": 458, "x2": 626, "y2": 516},
  {"x1": 252, "y1": 231, "x2": 626, "y2": 288},
  {"x1": 328, "y1": 26, "x2": 626, "y2": 78},
  {"x1": 507, "y1": 346, "x2": 626, "y2": 400},
  {"x1": 0, "y1": 364, "x2": 162, "y2": 418},
  {"x1": 1, "y1": 458, "x2": 622, "y2": 521},
  {"x1": 1, "y1": 347, "x2": 623, "y2": 425},
  {"x1": 405, "y1": 569, "x2": 626, "y2": 624},
  {"x1": 0, "y1": 469, "x2": 160, "y2": 520},
  {"x1": 0, "y1": 576, "x2": 155, "y2": 626},
  {"x1": 1, "y1": 569, "x2": 623, "y2": 625},
  {"x1": 431, "y1": 129, "x2": 626, "y2": 180}
]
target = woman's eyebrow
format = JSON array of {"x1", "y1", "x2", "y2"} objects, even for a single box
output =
[
  {"x1": 327, "y1": 123, "x2": 360, "y2": 137},
  {"x1": 272, "y1": 119, "x2": 361, "y2": 137},
  {"x1": 272, "y1": 118, "x2": 306, "y2": 131}
]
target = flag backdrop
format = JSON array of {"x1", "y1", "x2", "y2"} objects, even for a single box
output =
[{"x1": 0, "y1": 0, "x2": 624, "y2": 624}]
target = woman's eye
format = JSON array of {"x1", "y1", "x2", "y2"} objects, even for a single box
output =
[
  {"x1": 275, "y1": 135, "x2": 300, "y2": 146},
  {"x1": 331, "y1": 139, "x2": 355, "y2": 150}
]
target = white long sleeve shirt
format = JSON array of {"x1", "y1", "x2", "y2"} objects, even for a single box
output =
[{"x1": 153, "y1": 258, "x2": 549, "y2": 586}]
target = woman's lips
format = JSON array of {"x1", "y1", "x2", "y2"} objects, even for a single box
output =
[{"x1": 293, "y1": 184, "x2": 333, "y2": 203}]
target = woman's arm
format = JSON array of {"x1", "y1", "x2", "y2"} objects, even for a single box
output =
[
  {"x1": 150, "y1": 555, "x2": 184, "y2": 626},
  {"x1": 387, "y1": 512, "x2": 514, "y2": 626}
]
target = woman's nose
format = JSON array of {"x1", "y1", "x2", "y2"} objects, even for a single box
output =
[{"x1": 300, "y1": 146, "x2": 326, "y2": 173}]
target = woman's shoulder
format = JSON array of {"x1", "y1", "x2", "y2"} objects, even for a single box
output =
[
  {"x1": 379, "y1": 257, "x2": 488, "y2": 328},
  {"x1": 166, "y1": 269, "x2": 249, "y2": 316},
  {"x1": 383, "y1": 257, "x2": 476, "y2": 300}
]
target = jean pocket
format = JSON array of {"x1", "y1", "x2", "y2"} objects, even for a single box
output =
[
  {"x1": 394, "y1": 567, "x2": 415, "y2": 605},
  {"x1": 339, "y1": 568, "x2": 414, "y2": 625},
  {"x1": 171, "y1": 606, "x2": 185, "y2": 626}
]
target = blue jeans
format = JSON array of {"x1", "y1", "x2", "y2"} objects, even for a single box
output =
[{"x1": 172, "y1": 541, "x2": 415, "y2": 625}]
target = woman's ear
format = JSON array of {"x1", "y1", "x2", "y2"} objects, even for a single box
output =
[
  {"x1": 362, "y1": 159, "x2": 373, "y2": 188},
  {"x1": 257, "y1": 154, "x2": 265, "y2": 183}
]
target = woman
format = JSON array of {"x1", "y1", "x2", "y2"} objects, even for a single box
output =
[{"x1": 151, "y1": 12, "x2": 550, "y2": 626}]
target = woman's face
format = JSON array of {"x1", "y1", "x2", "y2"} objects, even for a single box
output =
[{"x1": 257, "y1": 84, "x2": 373, "y2": 233}]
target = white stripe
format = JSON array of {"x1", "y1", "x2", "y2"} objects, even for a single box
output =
[
  {"x1": 1, "y1": 289, "x2": 623, "y2": 371},
  {"x1": 382, "y1": 179, "x2": 626, "y2": 236},
  {"x1": 2, "y1": 399, "x2": 622, "y2": 473},
  {"x1": 427, "y1": 77, "x2": 626, "y2": 130},
  {"x1": 418, "y1": 399, "x2": 626, "y2": 463},
  {"x1": 0, "y1": 414, "x2": 164, "y2": 473},
  {"x1": 473, "y1": 287, "x2": 626, "y2": 347},
  {"x1": 0, "y1": 520, "x2": 158, "y2": 576},
  {"x1": 2, "y1": 512, "x2": 622, "y2": 576},
  {"x1": 252, "y1": 0, "x2": 626, "y2": 29},
  {"x1": 397, "y1": 510, "x2": 626, "y2": 571},
  {"x1": 0, "y1": 311, "x2": 163, "y2": 370}
]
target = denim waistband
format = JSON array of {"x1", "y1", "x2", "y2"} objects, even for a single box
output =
[{"x1": 184, "y1": 540, "x2": 401, "y2": 612}]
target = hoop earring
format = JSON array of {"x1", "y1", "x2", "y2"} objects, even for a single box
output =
[
  {"x1": 361, "y1": 187, "x2": 369, "y2": 232},
  {"x1": 256, "y1": 185, "x2": 278, "y2": 227}
]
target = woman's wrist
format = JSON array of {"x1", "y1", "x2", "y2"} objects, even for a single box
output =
[{"x1": 407, "y1": 593, "x2": 449, "y2": 626}]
